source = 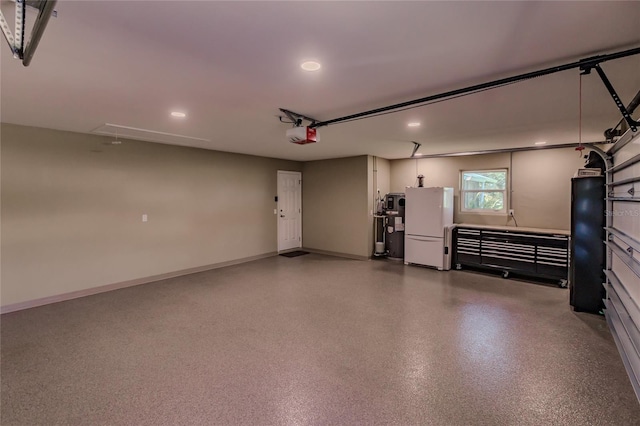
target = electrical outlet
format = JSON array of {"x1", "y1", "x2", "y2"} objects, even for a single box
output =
[
  {"x1": 508, "y1": 209, "x2": 515, "y2": 216},
  {"x1": 142, "y1": 214, "x2": 148, "y2": 222}
]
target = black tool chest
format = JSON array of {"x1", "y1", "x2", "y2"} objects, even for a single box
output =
[{"x1": 453, "y1": 226, "x2": 569, "y2": 286}]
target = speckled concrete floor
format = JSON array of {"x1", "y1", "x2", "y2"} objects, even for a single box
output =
[{"x1": 2, "y1": 254, "x2": 639, "y2": 425}]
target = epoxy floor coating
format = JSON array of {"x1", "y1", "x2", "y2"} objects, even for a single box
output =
[{"x1": 2, "y1": 254, "x2": 639, "y2": 425}]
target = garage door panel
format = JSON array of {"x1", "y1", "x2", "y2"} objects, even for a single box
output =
[
  {"x1": 611, "y1": 205, "x2": 640, "y2": 239},
  {"x1": 611, "y1": 256, "x2": 640, "y2": 326},
  {"x1": 612, "y1": 139, "x2": 640, "y2": 164},
  {"x1": 605, "y1": 128, "x2": 640, "y2": 402},
  {"x1": 613, "y1": 166, "x2": 636, "y2": 182}
]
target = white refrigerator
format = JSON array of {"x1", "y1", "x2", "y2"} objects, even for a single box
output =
[{"x1": 404, "y1": 187, "x2": 454, "y2": 270}]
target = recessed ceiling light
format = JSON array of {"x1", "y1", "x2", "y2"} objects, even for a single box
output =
[
  {"x1": 408, "y1": 122, "x2": 421, "y2": 127},
  {"x1": 171, "y1": 111, "x2": 186, "y2": 118},
  {"x1": 535, "y1": 141, "x2": 547, "y2": 145},
  {"x1": 300, "y1": 61, "x2": 321, "y2": 72}
]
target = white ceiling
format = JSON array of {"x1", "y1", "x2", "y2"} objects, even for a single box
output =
[{"x1": 1, "y1": 1, "x2": 639, "y2": 161}]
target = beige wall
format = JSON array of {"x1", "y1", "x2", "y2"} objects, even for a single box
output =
[
  {"x1": 390, "y1": 147, "x2": 585, "y2": 230},
  {"x1": 302, "y1": 156, "x2": 370, "y2": 258},
  {"x1": 1, "y1": 124, "x2": 301, "y2": 307},
  {"x1": 390, "y1": 152, "x2": 511, "y2": 226},
  {"x1": 510, "y1": 148, "x2": 585, "y2": 229},
  {"x1": 0, "y1": 123, "x2": 592, "y2": 308}
]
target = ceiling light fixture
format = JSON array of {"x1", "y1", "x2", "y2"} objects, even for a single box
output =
[
  {"x1": 171, "y1": 111, "x2": 186, "y2": 118},
  {"x1": 300, "y1": 61, "x2": 321, "y2": 72},
  {"x1": 535, "y1": 141, "x2": 547, "y2": 145},
  {"x1": 408, "y1": 122, "x2": 421, "y2": 127}
]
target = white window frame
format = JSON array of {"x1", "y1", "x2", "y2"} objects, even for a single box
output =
[{"x1": 460, "y1": 169, "x2": 508, "y2": 214}]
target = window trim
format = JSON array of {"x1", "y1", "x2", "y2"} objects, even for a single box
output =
[{"x1": 460, "y1": 168, "x2": 508, "y2": 214}]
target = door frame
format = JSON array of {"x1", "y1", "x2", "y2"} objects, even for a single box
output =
[{"x1": 277, "y1": 170, "x2": 302, "y2": 252}]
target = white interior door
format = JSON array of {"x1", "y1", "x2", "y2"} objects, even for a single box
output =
[{"x1": 277, "y1": 171, "x2": 302, "y2": 252}]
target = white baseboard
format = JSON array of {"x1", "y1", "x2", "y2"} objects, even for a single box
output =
[
  {"x1": 0, "y1": 252, "x2": 277, "y2": 314},
  {"x1": 302, "y1": 247, "x2": 369, "y2": 261}
]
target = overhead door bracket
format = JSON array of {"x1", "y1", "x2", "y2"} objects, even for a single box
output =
[
  {"x1": 581, "y1": 63, "x2": 639, "y2": 132},
  {"x1": 0, "y1": 0, "x2": 57, "y2": 66}
]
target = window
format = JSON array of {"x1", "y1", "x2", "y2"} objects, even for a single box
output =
[{"x1": 460, "y1": 169, "x2": 507, "y2": 213}]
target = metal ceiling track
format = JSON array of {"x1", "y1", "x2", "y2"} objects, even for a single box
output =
[
  {"x1": 408, "y1": 141, "x2": 605, "y2": 159},
  {"x1": 307, "y1": 46, "x2": 640, "y2": 130},
  {"x1": 278, "y1": 108, "x2": 319, "y2": 127},
  {"x1": 0, "y1": 0, "x2": 56, "y2": 66}
]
